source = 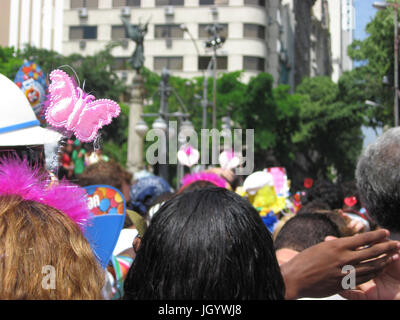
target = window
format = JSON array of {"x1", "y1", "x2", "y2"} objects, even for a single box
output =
[
  {"x1": 154, "y1": 57, "x2": 183, "y2": 70},
  {"x1": 198, "y1": 24, "x2": 228, "y2": 39},
  {"x1": 154, "y1": 25, "x2": 184, "y2": 39},
  {"x1": 112, "y1": 0, "x2": 141, "y2": 7},
  {"x1": 198, "y1": 56, "x2": 227, "y2": 70},
  {"x1": 199, "y1": 0, "x2": 228, "y2": 5},
  {"x1": 71, "y1": 0, "x2": 98, "y2": 8},
  {"x1": 244, "y1": 0, "x2": 265, "y2": 6},
  {"x1": 155, "y1": 0, "x2": 184, "y2": 5},
  {"x1": 243, "y1": 24, "x2": 265, "y2": 40},
  {"x1": 69, "y1": 26, "x2": 97, "y2": 40},
  {"x1": 243, "y1": 56, "x2": 265, "y2": 71},
  {"x1": 111, "y1": 26, "x2": 128, "y2": 40},
  {"x1": 112, "y1": 57, "x2": 130, "y2": 70}
]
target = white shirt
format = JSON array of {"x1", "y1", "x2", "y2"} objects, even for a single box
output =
[{"x1": 113, "y1": 228, "x2": 138, "y2": 256}]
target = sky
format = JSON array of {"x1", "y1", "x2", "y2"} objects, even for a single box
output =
[
  {"x1": 354, "y1": 0, "x2": 377, "y2": 41},
  {"x1": 353, "y1": 0, "x2": 383, "y2": 147}
]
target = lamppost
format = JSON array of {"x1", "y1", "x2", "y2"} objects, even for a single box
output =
[
  {"x1": 373, "y1": 1, "x2": 399, "y2": 127},
  {"x1": 180, "y1": 24, "x2": 210, "y2": 130},
  {"x1": 134, "y1": 68, "x2": 195, "y2": 188},
  {"x1": 205, "y1": 23, "x2": 226, "y2": 130},
  {"x1": 180, "y1": 23, "x2": 225, "y2": 130}
]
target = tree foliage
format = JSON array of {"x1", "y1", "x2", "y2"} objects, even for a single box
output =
[
  {"x1": 347, "y1": 5, "x2": 396, "y2": 127},
  {"x1": 0, "y1": 43, "x2": 368, "y2": 186}
]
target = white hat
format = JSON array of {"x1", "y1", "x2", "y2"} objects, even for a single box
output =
[
  {"x1": 243, "y1": 170, "x2": 274, "y2": 195},
  {"x1": 0, "y1": 73, "x2": 62, "y2": 146}
]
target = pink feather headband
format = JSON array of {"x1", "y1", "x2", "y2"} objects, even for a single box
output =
[
  {"x1": 0, "y1": 157, "x2": 91, "y2": 231},
  {"x1": 180, "y1": 172, "x2": 228, "y2": 191}
]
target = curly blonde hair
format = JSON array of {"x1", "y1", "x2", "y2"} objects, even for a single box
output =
[{"x1": 0, "y1": 195, "x2": 104, "y2": 299}]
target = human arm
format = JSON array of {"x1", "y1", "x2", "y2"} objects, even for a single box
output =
[{"x1": 280, "y1": 229, "x2": 400, "y2": 300}]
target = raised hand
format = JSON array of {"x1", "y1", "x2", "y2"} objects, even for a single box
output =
[{"x1": 280, "y1": 229, "x2": 400, "y2": 299}]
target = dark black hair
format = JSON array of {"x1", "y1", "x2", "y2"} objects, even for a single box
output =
[
  {"x1": 179, "y1": 180, "x2": 217, "y2": 193},
  {"x1": 301, "y1": 180, "x2": 344, "y2": 210},
  {"x1": 123, "y1": 187, "x2": 285, "y2": 300},
  {"x1": 297, "y1": 199, "x2": 331, "y2": 215},
  {"x1": 274, "y1": 213, "x2": 341, "y2": 252}
]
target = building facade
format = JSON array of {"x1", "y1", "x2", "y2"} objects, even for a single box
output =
[
  {"x1": 0, "y1": 0, "x2": 64, "y2": 52},
  {"x1": 62, "y1": 0, "x2": 283, "y2": 84},
  {"x1": 328, "y1": 0, "x2": 354, "y2": 82},
  {"x1": 279, "y1": 0, "x2": 354, "y2": 88}
]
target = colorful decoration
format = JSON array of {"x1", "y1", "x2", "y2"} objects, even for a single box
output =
[
  {"x1": 0, "y1": 157, "x2": 90, "y2": 231},
  {"x1": 180, "y1": 172, "x2": 228, "y2": 190},
  {"x1": 304, "y1": 178, "x2": 314, "y2": 189},
  {"x1": 83, "y1": 185, "x2": 126, "y2": 269},
  {"x1": 110, "y1": 255, "x2": 134, "y2": 299},
  {"x1": 344, "y1": 196, "x2": 358, "y2": 208},
  {"x1": 267, "y1": 167, "x2": 288, "y2": 196},
  {"x1": 243, "y1": 171, "x2": 274, "y2": 195},
  {"x1": 218, "y1": 150, "x2": 240, "y2": 170},
  {"x1": 14, "y1": 61, "x2": 47, "y2": 123},
  {"x1": 261, "y1": 211, "x2": 279, "y2": 233},
  {"x1": 85, "y1": 185, "x2": 125, "y2": 216},
  {"x1": 45, "y1": 69, "x2": 120, "y2": 142},
  {"x1": 177, "y1": 144, "x2": 199, "y2": 167}
]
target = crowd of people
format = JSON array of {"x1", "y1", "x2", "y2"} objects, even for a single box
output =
[
  {"x1": 58, "y1": 139, "x2": 109, "y2": 180},
  {"x1": 1, "y1": 72, "x2": 400, "y2": 301}
]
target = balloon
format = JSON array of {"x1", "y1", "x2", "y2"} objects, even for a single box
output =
[{"x1": 14, "y1": 61, "x2": 47, "y2": 123}]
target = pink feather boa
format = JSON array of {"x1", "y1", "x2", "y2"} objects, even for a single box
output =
[
  {"x1": 0, "y1": 157, "x2": 91, "y2": 231},
  {"x1": 181, "y1": 172, "x2": 228, "y2": 190}
]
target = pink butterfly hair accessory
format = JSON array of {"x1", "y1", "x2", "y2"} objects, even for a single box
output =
[
  {"x1": 45, "y1": 69, "x2": 121, "y2": 142},
  {"x1": 0, "y1": 157, "x2": 91, "y2": 231}
]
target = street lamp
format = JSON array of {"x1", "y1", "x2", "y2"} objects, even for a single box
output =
[
  {"x1": 205, "y1": 23, "x2": 226, "y2": 130},
  {"x1": 180, "y1": 24, "x2": 210, "y2": 130},
  {"x1": 152, "y1": 117, "x2": 168, "y2": 131},
  {"x1": 373, "y1": 1, "x2": 399, "y2": 126},
  {"x1": 134, "y1": 119, "x2": 149, "y2": 137},
  {"x1": 135, "y1": 68, "x2": 194, "y2": 188}
]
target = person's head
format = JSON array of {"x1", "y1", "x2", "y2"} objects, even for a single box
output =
[
  {"x1": 274, "y1": 213, "x2": 341, "y2": 264},
  {"x1": 297, "y1": 199, "x2": 331, "y2": 215},
  {"x1": 73, "y1": 139, "x2": 81, "y2": 150},
  {"x1": 356, "y1": 128, "x2": 400, "y2": 232},
  {"x1": 0, "y1": 157, "x2": 106, "y2": 300},
  {"x1": 65, "y1": 140, "x2": 74, "y2": 153},
  {"x1": 147, "y1": 191, "x2": 175, "y2": 221},
  {"x1": 0, "y1": 195, "x2": 104, "y2": 299},
  {"x1": 129, "y1": 176, "x2": 172, "y2": 217},
  {"x1": 178, "y1": 180, "x2": 217, "y2": 193},
  {"x1": 124, "y1": 187, "x2": 285, "y2": 300},
  {"x1": 301, "y1": 180, "x2": 344, "y2": 210},
  {"x1": 77, "y1": 160, "x2": 132, "y2": 202}
]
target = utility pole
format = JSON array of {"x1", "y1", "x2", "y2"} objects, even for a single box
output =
[{"x1": 205, "y1": 23, "x2": 226, "y2": 129}]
